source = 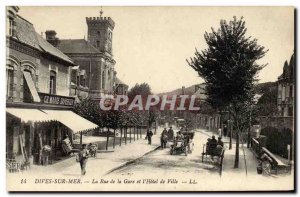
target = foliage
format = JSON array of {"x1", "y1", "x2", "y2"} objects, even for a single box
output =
[
  {"x1": 261, "y1": 127, "x2": 293, "y2": 159},
  {"x1": 256, "y1": 87, "x2": 278, "y2": 116},
  {"x1": 187, "y1": 16, "x2": 268, "y2": 168}
]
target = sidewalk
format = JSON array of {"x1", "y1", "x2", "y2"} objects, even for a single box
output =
[
  {"x1": 9, "y1": 128, "x2": 163, "y2": 178},
  {"x1": 196, "y1": 129, "x2": 258, "y2": 176}
]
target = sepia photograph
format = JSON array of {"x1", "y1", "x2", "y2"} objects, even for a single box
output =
[{"x1": 5, "y1": 6, "x2": 295, "y2": 192}]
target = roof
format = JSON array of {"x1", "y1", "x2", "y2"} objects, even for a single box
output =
[
  {"x1": 57, "y1": 39, "x2": 101, "y2": 54},
  {"x1": 14, "y1": 15, "x2": 42, "y2": 51},
  {"x1": 36, "y1": 34, "x2": 74, "y2": 65},
  {"x1": 115, "y1": 77, "x2": 127, "y2": 85},
  {"x1": 13, "y1": 15, "x2": 74, "y2": 65}
]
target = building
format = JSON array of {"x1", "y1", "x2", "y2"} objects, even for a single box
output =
[
  {"x1": 45, "y1": 13, "x2": 125, "y2": 101},
  {"x1": 6, "y1": 6, "x2": 98, "y2": 169},
  {"x1": 277, "y1": 53, "x2": 294, "y2": 117},
  {"x1": 114, "y1": 77, "x2": 129, "y2": 95}
]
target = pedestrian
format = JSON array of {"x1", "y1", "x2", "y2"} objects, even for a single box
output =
[
  {"x1": 146, "y1": 129, "x2": 153, "y2": 145},
  {"x1": 223, "y1": 125, "x2": 228, "y2": 137},
  {"x1": 217, "y1": 128, "x2": 222, "y2": 138},
  {"x1": 78, "y1": 144, "x2": 89, "y2": 176},
  {"x1": 161, "y1": 128, "x2": 168, "y2": 149},
  {"x1": 167, "y1": 126, "x2": 174, "y2": 141}
]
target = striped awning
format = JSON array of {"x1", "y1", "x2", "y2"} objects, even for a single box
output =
[
  {"x1": 6, "y1": 108, "x2": 55, "y2": 123},
  {"x1": 42, "y1": 110, "x2": 98, "y2": 134}
]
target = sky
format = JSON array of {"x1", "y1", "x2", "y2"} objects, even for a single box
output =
[{"x1": 18, "y1": 6, "x2": 294, "y2": 94}]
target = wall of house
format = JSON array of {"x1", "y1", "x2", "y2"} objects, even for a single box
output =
[{"x1": 7, "y1": 46, "x2": 72, "y2": 103}]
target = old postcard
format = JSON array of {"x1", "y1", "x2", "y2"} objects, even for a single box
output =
[{"x1": 5, "y1": 6, "x2": 295, "y2": 192}]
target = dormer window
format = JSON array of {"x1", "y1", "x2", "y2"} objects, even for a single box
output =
[{"x1": 8, "y1": 17, "x2": 16, "y2": 37}]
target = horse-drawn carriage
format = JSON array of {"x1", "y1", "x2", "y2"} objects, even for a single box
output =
[{"x1": 201, "y1": 138, "x2": 225, "y2": 175}]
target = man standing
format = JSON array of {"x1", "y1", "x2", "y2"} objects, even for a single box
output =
[
  {"x1": 161, "y1": 128, "x2": 168, "y2": 149},
  {"x1": 79, "y1": 144, "x2": 89, "y2": 176},
  {"x1": 223, "y1": 125, "x2": 228, "y2": 137},
  {"x1": 167, "y1": 126, "x2": 174, "y2": 141},
  {"x1": 146, "y1": 129, "x2": 153, "y2": 145}
]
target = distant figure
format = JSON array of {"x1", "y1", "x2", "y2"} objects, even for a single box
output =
[
  {"x1": 79, "y1": 144, "x2": 89, "y2": 176},
  {"x1": 88, "y1": 143, "x2": 97, "y2": 158},
  {"x1": 217, "y1": 128, "x2": 222, "y2": 138},
  {"x1": 223, "y1": 125, "x2": 228, "y2": 137},
  {"x1": 146, "y1": 129, "x2": 153, "y2": 145},
  {"x1": 161, "y1": 128, "x2": 168, "y2": 149},
  {"x1": 167, "y1": 127, "x2": 174, "y2": 141},
  {"x1": 217, "y1": 137, "x2": 224, "y2": 147}
]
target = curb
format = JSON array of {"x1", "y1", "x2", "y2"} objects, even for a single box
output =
[{"x1": 104, "y1": 145, "x2": 161, "y2": 175}]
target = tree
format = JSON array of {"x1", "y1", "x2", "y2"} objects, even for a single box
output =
[
  {"x1": 187, "y1": 16, "x2": 268, "y2": 168},
  {"x1": 127, "y1": 82, "x2": 159, "y2": 128}
]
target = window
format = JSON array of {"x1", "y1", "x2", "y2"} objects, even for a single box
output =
[
  {"x1": 49, "y1": 71, "x2": 56, "y2": 95},
  {"x1": 6, "y1": 66, "x2": 14, "y2": 99},
  {"x1": 102, "y1": 70, "x2": 105, "y2": 89},
  {"x1": 96, "y1": 40, "x2": 100, "y2": 48},
  {"x1": 108, "y1": 70, "x2": 111, "y2": 80},
  {"x1": 76, "y1": 75, "x2": 80, "y2": 86},
  {"x1": 8, "y1": 18, "x2": 16, "y2": 37},
  {"x1": 97, "y1": 31, "x2": 101, "y2": 37},
  {"x1": 108, "y1": 32, "x2": 112, "y2": 40}
]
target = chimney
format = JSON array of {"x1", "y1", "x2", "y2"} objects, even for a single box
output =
[
  {"x1": 182, "y1": 86, "x2": 185, "y2": 95},
  {"x1": 45, "y1": 30, "x2": 59, "y2": 47}
]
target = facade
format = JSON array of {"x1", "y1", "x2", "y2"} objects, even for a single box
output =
[
  {"x1": 277, "y1": 54, "x2": 294, "y2": 117},
  {"x1": 46, "y1": 15, "x2": 123, "y2": 101},
  {"x1": 6, "y1": 7, "x2": 98, "y2": 169}
]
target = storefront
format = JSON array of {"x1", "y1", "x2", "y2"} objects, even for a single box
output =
[{"x1": 6, "y1": 95, "x2": 98, "y2": 169}]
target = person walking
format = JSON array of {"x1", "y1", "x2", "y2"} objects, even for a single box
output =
[
  {"x1": 78, "y1": 144, "x2": 89, "y2": 176},
  {"x1": 146, "y1": 129, "x2": 153, "y2": 145}
]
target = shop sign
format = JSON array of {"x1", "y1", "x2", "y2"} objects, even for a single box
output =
[{"x1": 38, "y1": 93, "x2": 75, "y2": 106}]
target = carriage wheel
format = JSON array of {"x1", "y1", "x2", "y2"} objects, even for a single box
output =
[{"x1": 262, "y1": 161, "x2": 272, "y2": 175}]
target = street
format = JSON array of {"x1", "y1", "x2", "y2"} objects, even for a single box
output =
[{"x1": 109, "y1": 131, "x2": 220, "y2": 177}]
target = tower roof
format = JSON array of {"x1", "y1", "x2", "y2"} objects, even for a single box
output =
[{"x1": 86, "y1": 16, "x2": 115, "y2": 29}]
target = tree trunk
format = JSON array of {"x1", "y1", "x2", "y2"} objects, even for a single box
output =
[
  {"x1": 125, "y1": 127, "x2": 127, "y2": 145},
  {"x1": 129, "y1": 127, "x2": 132, "y2": 143},
  {"x1": 229, "y1": 122, "x2": 232, "y2": 150},
  {"x1": 134, "y1": 127, "x2": 136, "y2": 141},
  {"x1": 137, "y1": 126, "x2": 139, "y2": 140},
  {"x1": 140, "y1": 126, "x2": 142, "y2": 138},
  {"x1": 113, "y1": 129, "x2": 116, "y2": 149},
  {"x1": 120, "y1": 127, "x2": 123, "y2": 146},
  {"x1": 234, "y1": 131, "x2": 240, "y2": 168},
  {"x1": 106, "y1": 127, "x2": 109, "y2": 150}
]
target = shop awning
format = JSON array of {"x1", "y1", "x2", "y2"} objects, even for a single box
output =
[
  {"x1": 6, "y1": 108, "x2": 55, "y2": 123},
  {"x1": 42, "y1": 110, "x2": 98, "y2": 133}
]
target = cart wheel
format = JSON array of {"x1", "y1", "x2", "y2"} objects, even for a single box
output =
[{"x1": 262, "y1": 161, "x2": 272, "y2": 175}]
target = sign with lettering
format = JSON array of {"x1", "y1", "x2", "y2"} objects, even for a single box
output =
[{"x1": 38, "y1": 93, "x2": 75, "y2": 106}]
